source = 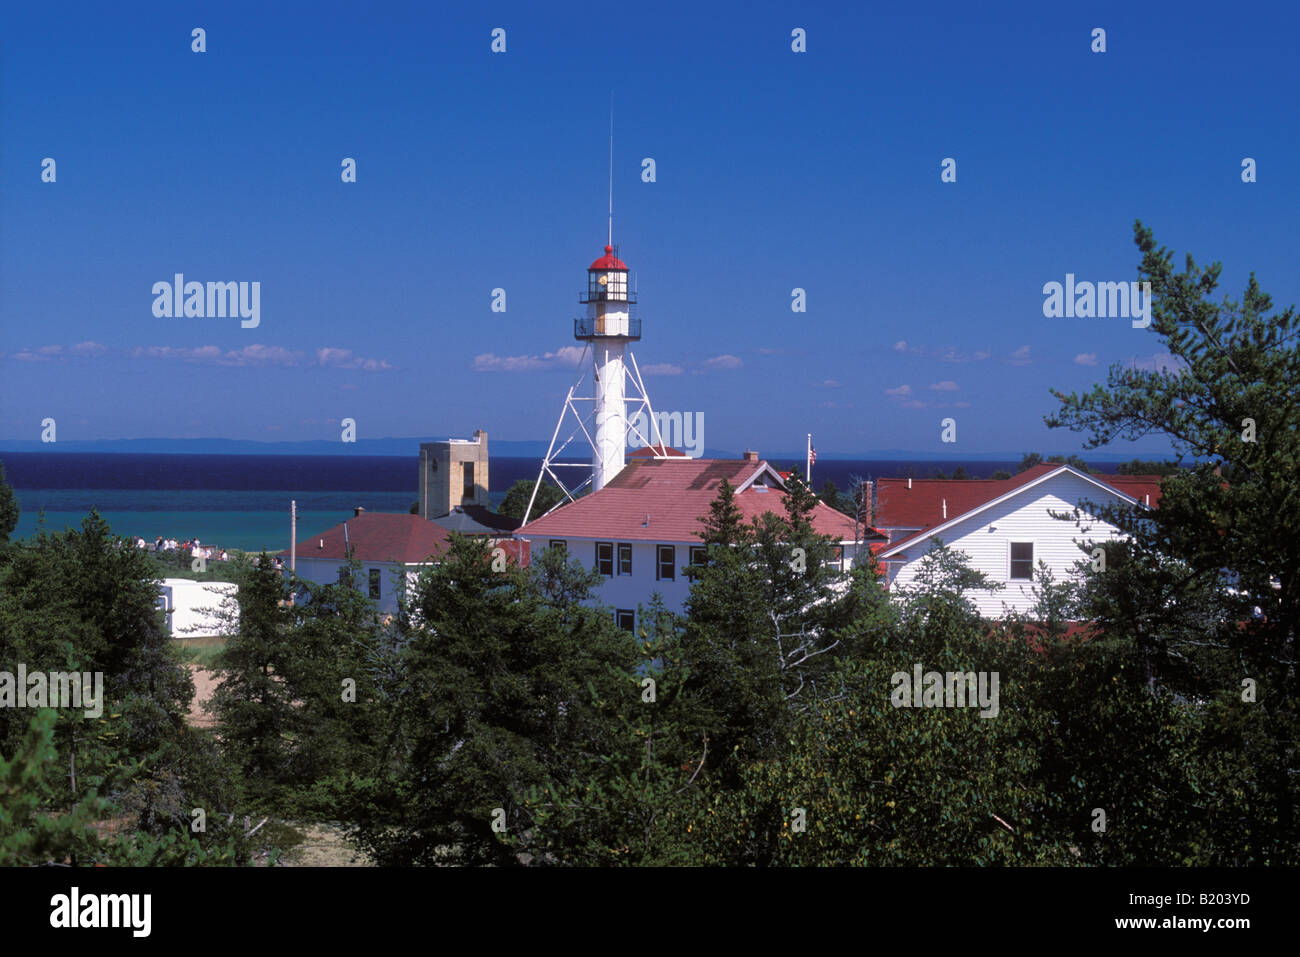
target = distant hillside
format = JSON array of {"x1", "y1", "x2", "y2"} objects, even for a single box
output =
[{"x1": 0, "y1": 437, "x2": 1164, "y2": 461}]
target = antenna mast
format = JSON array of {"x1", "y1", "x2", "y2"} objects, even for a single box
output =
[{"x1": 608, "y1": 93, "x2": 614, "y2": 247}]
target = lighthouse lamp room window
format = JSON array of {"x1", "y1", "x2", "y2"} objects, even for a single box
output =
[{"x1": 578, "y1": 245, "x2": 637, "y2": 339}]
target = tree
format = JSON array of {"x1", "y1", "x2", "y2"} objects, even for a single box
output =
[
  {"x1": 0, "y1": 512, "x2": 264, "y2": 864},
  {"x1": 1018, "y1": 452, "x2": 1093, "y2": 474},
  {"x1": 497, "y1": 478, "x2": 566, "y2": 521},
  {"x1": 1046, "y1": 221, "x2": 1300, "y2": 861},
  {"x1": 818, "y1": 479, "x2": 856, "y2": 518},
  {"x1": 0, "y1": 460, "x2": 18, "y2": 542},
  {"x1": 209, "y1": 554, "x2": 297, "y2": 801},
  {"x1": 679, "y1": 475, "x2": 870, "y2": 779},
  {"x1": 340, "y1": 534, "x2": 639, "y2": 865},
  {"x1": 1115, "y1": 458, "x2": 1181, "y2": 476}
]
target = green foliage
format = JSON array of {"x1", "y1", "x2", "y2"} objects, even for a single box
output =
[
  {"x1": 0, "y1": 516, "x2": 271, "y2": 864},
  {"x1": 497, "y1": 478, "x2": 566, "y2": 521},
  {"x1": 0, "y1": 710, "x2": 105, "y2": 865},
  {"x1": 339, "y1": 534, "x2": 640, "y2": 865},
  {"x1": 1047, "y1": 221, "x2": 1300, "y2": 863},
  {"x1": 1115, "y1": 458, "x2": 1182, "y2": 476},
  {"x1": 818, "y1": 479, "x2": 858, "y2": 517},
  {"x1": 679, "y1": 475, "x2": 875, "y2": 780},
  {"x1": 210, "y1": 553, "x2": 389, "y2": 815},
  {"x1": 1017, "y1": 452, "x2": 1094, "y2": 473},
  {"x1": 0, "y1": 460, "x2": 18, "y2": 543}
]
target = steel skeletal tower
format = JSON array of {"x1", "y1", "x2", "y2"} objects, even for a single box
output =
[{"x1": 523, "y1": 242, "x2": 670, "y2": 524}]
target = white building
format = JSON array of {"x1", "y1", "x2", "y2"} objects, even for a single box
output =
[
  {"x1": 516, "y1": 451, "x2": 882, "y2": 630},
  {"x1": 285, "y1": 511, "x2": 452, "y2": 616},
  {"x1": 158, "y1": 578, "x2": 239, "y2": 638},
  {"x1": 873, "y1": 464, "x2": 1163, "y2": 618}
]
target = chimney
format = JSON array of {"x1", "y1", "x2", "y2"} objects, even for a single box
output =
[
  {"x1": 353, "y1": 505, "x2": 366, "y2": 517},
  {"x1": 942, "y1": 498, "x2": 947, "y2": 520},
  {"x1": 743, "y1": 450, "x2": 759, "y2": 464},
  {"x1": 907, "y1": 477, "x2": 912, "y2": 490}
]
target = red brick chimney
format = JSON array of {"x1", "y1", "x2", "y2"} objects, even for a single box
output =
[{"x1": 743, "y1": 450, "x2": 759, "y2": 464}]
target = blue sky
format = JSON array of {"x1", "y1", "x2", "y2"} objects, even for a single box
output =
[{"x1": 2, "y1": 0, "x2": 1296, "y2": 456}]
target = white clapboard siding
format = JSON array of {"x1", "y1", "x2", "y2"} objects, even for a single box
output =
[{"x1": 886, "y1": 471, "x2": 1134, "y2": 618}]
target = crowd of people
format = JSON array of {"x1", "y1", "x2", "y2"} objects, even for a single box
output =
[{"x1": 136, "y1": 536, "x2": 229, "y2": 563}]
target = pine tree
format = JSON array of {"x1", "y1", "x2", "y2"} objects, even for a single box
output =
[{"x1": 0, "y1": 460, "x2": 18, "y2": 543}]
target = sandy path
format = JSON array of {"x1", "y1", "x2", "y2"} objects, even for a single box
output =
[{"x1": 187, "y1": 665, "x2": 220, "y2": 728}]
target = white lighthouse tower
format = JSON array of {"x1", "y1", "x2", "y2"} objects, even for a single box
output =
[
  {"x1": 524, "y1": 241, "x2": 668, "y2": 523},
  {"x1": 583, "y1": 244, "x2": 635, "y2": 491}
]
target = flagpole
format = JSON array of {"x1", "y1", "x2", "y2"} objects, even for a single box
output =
[{"x1": 806, "y1": 433, "x2": 811, "y2": 483}]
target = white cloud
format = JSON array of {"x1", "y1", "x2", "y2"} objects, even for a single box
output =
[
  {"x1": 702, "y1": 354, "x2": 743, "y2": 371},
  {"x1": 928, "y1": 380, "x2": 959, "y2": 391},
  {"x1": 641, "y1": 363, "x2": 684, "y2": 376},
  {"x1": 1006, "y1": 345, "x2": 1033, "y2": 365},
  {"x1": 472, "y1": 346, "x2": 585, "y2": 372},
  {"x1": 893, "y1": 340, "x2": 909, "y2": 352},
  {"x1": 129, "y1": 344, "x2": 336, "y2": 368},
  {"x1": 817, "y1": 379, "x2": 842, "y2": 388},
  {"x1": 885, "y1": 384, "x2": 912, "y2": 397},
  {"x1": 69, "y1": 341, "x2": 107, "y2": 356},
  {"x1": 1074, "y1": 352, "x2": 1098, "y2": 366},
  {"x1": 13, "y1": 345, "x2": 65, "y2": 361},
  {"x1": 316, "y1": 348, "x2": 394, "y2": 372}
]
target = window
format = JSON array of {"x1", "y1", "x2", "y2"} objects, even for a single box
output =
[
  {"x1": 823, "y1": 545, "x2": 844, "y2": 571},
  {"x1": 1010, "y1": 542, "x2": 1034, "y2": 580},
  {"x1": 687, "y1": 545, "x2": 707, "y2": 578},
  {"x1": 549, "y1": 539, "x2": 567, "y2": 553},
  {"x1": 368, "y1": 568, "x2": 382, "y2": 599},
  {"x1": 616, "y1": 609, "x2": 635, "y2": 632},
  {"x1": 656, "y1": 545, "x2": 676, "y2": 581},
  {"x1": 462, "y1": 462, "x2": 475, "y2": 503},
  {"x1": 596, "y1": 541, "x2": 614, "y2": 576},
  {"x1": 618, "y1": 543, "x2": 632, "y2": 576}
]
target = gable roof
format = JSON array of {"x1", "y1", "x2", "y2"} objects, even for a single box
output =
[
  {"x1": 281, "y1": 512, "x2": 452, "y2": 564},
  {"x1": 877, "y1": 464, "x2": 1164, "y2": 557},
  {"x1": 430, "y1": 504, "x2": 522, "y2": 535},
  {"x1": 517, "y1": 457, "x2": 885, "y2": 544}
]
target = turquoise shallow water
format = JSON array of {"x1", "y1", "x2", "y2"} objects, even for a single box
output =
[{"x1": 13, "y1": 490, "x2": 438, "y2": 552}]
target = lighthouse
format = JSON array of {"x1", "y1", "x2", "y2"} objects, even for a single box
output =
[
  {"x1": 579, "y1": 244, "x2": 640, "y2": 491},
  {"x1": 524, "y1": 239, "x2": 666, "y2": 523}
]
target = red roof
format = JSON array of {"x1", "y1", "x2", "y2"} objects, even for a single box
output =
[
  {"x1": 875, "y1": 464, "x2": 1164, "y2": 554},
  {"x1": 282, "y1": 512, "x2": 453, "y2": 564},
  {"x1": 627, "y1": 445, "x2": 689, "y2": 458},
  {"x1": 589, "y1": 244, "x2": 628, "y2": 271},
  {"x1": 518, "y1": 458, "x2": 885, "y2": 544}
]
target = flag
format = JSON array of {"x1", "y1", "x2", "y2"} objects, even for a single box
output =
[{"x1": 809, "y1": 446, "x2": 817, "y2": 466}]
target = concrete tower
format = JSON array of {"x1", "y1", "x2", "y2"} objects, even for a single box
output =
[{"x1": 578, "y1": 244, "x2": 639, "y2": 491}]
